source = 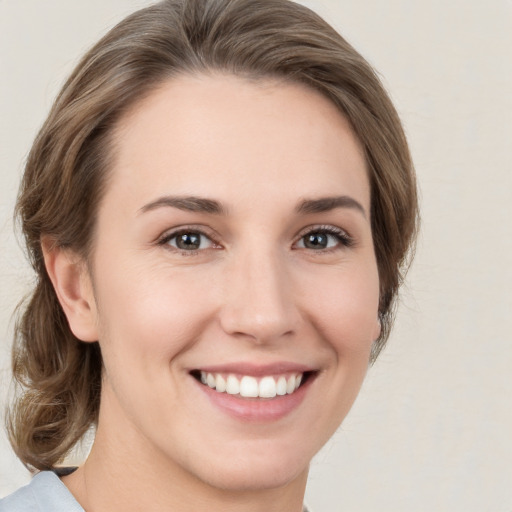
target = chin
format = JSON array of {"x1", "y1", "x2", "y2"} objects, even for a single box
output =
[
  {"x1": 202, "y1": 460, "x2": 308, "y2": 492},
  {"x1": 182, "y1": 441, "x2": 312, "y2": 492}
]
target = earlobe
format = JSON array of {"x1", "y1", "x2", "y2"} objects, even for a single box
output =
[{"x1": 42, "y1": 236, "x2": 99, "y2": 342}]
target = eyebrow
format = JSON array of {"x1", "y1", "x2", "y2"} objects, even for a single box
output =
[
  {"x1": 138, "y1": 196, "x2": 226, "y2": 215},
  {"x1": 296, "y1": 196, "x2": 367, "y2": 218},
  {"x1": 138, "y1": 194, "x2": 366, "y2": 218}
]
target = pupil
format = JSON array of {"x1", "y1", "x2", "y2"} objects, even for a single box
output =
[
  {"x1": 177, "y1": 233, "x2": 200, "y2": 250},
  {"x1": 305, "y1": 233, "x2": 327, "y2": 249}
]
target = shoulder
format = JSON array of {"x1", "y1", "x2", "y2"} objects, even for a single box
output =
[{"x1": 0, "y1": 471, "x2": 84, "y2": 512}]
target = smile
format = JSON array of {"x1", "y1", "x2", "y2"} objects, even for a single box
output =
[
  {"x1": 190, "y1": 366, "x2": 317, "y2": 421},
  {"x1": 198, "y1": 371, "x2": 303, "y2": 398}
]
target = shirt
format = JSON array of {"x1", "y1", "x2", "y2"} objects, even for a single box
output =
[{"x1": 0, "y1": 471, "x2": 84, "y2": 512}]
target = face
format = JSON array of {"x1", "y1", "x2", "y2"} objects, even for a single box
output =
[{"x1": 84, "y1": 74, "x2": 380, "y2": 491}]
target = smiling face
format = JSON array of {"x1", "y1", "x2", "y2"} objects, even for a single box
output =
[{"x1": 79, "y1": 74, "x2": 380, "y2": 493}]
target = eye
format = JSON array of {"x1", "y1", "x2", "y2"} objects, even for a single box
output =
[
  {"x1": 295, "y1": 226, "x2": 353, "y2": 251},
  {"x1": 159, "y1": 230, "x2": 217, "y2": 252}
]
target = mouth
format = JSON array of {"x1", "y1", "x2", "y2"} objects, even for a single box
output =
[{"x1": 190, "y1": 370, "x2": 316, "y2": 399}]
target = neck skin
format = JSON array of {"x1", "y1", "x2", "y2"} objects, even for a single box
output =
[{"x1": 62, "y1": 389, "x2": 309, "y2": 512}]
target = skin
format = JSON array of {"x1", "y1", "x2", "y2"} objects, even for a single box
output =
[{"x1": 45, "y1": 73, "x2": 381, "y2": 512}]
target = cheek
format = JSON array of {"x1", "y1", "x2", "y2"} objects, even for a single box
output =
[
  {"x1": 300, "y1": 260, "x2": 380, "y2": 351},
  {"x1": 94, "y1": 257, "x2": 217, "y2": 363},
  {"x1": 293, "y1": 262, "x2": 380, "y2": 445},
  {"x1": 92, "y1": 264, "x2": 218, "y2": 425}
]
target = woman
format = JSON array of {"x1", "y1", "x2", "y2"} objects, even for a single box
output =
[{"x1": 1, "y1": 0, "x2": 418, "y2": 510}]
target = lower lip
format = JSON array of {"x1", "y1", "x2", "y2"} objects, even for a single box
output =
[{"x1": 194, "y1": 375, "x2": 313, "y2": 422}]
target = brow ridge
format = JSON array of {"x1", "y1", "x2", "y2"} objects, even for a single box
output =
[
  {"x1": 139, "y1": 194, "x2": 366, "y2": 218},
  {"x1": 139, "y1": 196, "x2": 226, "y2": 215},
  {"x1": 296, "y1": 196, "x2": 367, "y2": 217}
]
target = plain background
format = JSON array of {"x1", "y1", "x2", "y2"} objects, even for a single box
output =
[{"x1": 1, "y1": 1, "x2": 511, "y2": 510}]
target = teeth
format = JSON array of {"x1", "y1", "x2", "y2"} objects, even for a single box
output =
[
  {"x1": 276, "y1": 376, "x2": 287, "y2": 396},
  {"x1": 206, "y1": 373, "x2": 216, "y2": 388},
  {"x1": 226, "y1": 374, "x2": 240, "y2": 395},
  {"x1": 215, "y1": 374, "x2": 226, "y2": 393},
  {"x1": 259, "y1": 376, "x2": 277, "y2": 398},
  {"x1": 240, "y1": 376, "x2": 259, "y2": 397},
  {"x1": 286, "y1": 375, "x2": 296, "y2": 394},
  {"x1": 199, "y1": 371, "x2": 304, "y2": 398}
]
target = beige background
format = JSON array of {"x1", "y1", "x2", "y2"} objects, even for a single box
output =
[{"x1": 1, "y1": 1, "x2": 511, "y2": 510}]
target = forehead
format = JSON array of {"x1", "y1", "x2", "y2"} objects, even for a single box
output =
[{"x1": 106, "y1": 73, "x2": 369, "y2": 214}]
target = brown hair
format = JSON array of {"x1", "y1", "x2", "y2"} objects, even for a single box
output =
[{"x1": 8, "y1": 0, "x2": 418, "y2": 471}]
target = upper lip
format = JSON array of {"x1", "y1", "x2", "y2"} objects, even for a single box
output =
[{"x1": 191, "y1": 361, "x2": 316, "y2": 376}]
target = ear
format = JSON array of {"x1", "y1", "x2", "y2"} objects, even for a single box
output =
[{"x1": 42, "y1": 236, "x2": 99, "y2": 342}]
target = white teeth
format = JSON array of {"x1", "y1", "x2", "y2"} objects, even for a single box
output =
[
  {"x1": 240, "y1": 376, "x2": 259, "y2": 397},
  {"x1": 259, "y1": 376, "x2": 277, "y2": 398},
  {"x1": 286, "y1": 375, "x2": 296, "y2": 394},
  {"x1": 199, "y1": 371, "x2": 305, "y2": 398},
  {"x1": 215, "y1": 374, "x2": 226, "y2": 393},
  {"x1": 276, "y1": 376, "x2": 287, "y2": 396},
  {"x1": 226, "y1": 374, "x2": 240, "y2": 395},
  {"x1": 206, "y1": 373, "x2": 216, "y2": 388}
]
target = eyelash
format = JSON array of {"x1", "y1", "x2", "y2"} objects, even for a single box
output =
[
  {"x1": 157, "y1": 224, "x2": 354, "y2": 255},
  {"x1": 157, "y1": 226, "x2": 220, "y2": 256},
  {"x1": 295, "y1": 225, "x2": 355, "y2": 252}
]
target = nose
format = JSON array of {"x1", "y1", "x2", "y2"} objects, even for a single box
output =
[{"x1": 218, "y1": 248, "x2": 299, "y2": 344}]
